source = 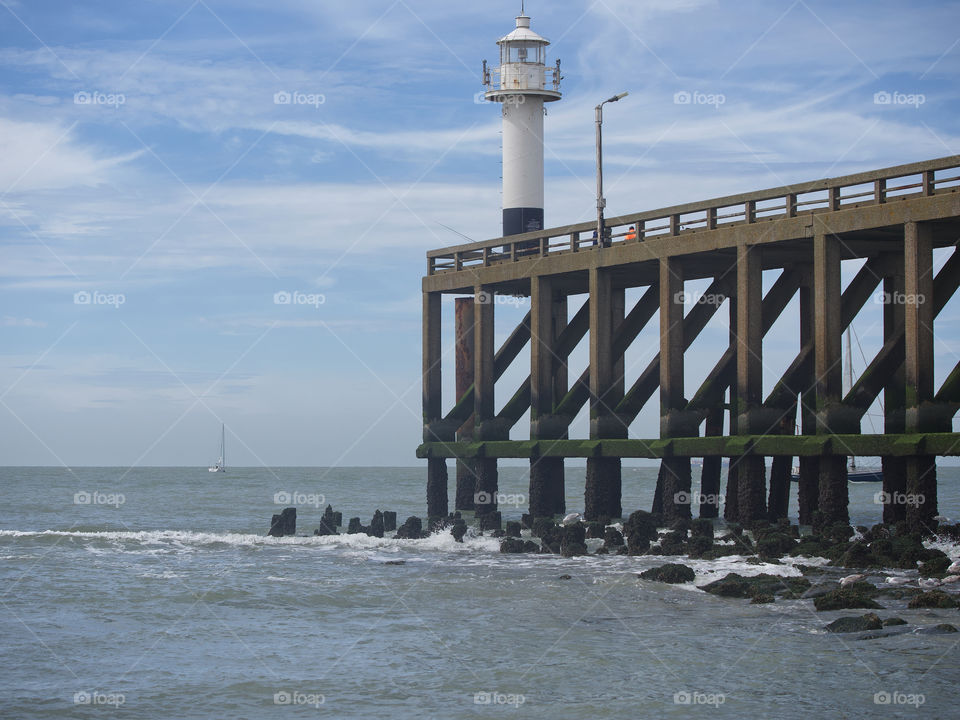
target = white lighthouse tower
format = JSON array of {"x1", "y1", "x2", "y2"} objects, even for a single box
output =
[{"x1": 482, "y1": 10, "x2": 561, "y2": 236}]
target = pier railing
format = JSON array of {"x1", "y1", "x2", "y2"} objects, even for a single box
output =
[{"x1": 427, "y1": 155, "x2": 960, "y2": 276}]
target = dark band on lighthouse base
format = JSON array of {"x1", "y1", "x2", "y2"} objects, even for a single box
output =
[{"x1": 503, "y1": 207, "x2": 544, "y2": 237}]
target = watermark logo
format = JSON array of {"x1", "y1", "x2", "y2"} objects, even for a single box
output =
[
  {"x1": 74, "y1": 491, "x2": 125, "y2": 508},
  {"x1": 74, "y1": 691, "x2": 125, "y2": 706},
  {"x1": 474, "y1": 290, "x2": 527, "y2": 307},
  {"x1": 475, "y1": 491, "x2": 526, "y2": 508},
  {"x1": 274, "y1": 491, "x2": 325, "y2": 508},
  {"x1": 873, "y1": 290, "x2": 925, "y2": 306},
  {"x1": 674, "y1": 491, "x2": 723, "y2": 507},
  {"x1": 874, "y1": 691, "x2": 925, "y2": 707},
  {"x1": 674, "y1": 690, "x2": 725, "y2": 707},
  {"x1": 673, "y1": 290, "x2": 726, "y2": 306},
  {"x1": 874, "y1": 490, "x2": 924, "y2": 508},
  {"x1": 473, "y1": 692, "x2": 525, "y2": 707},
  {"x1": 273, "y1": 290, "x2": 325, "y2": 308},
  {"x1": 74, "y1": 90, "x2": 125, "y2": 108},
  {"x1": 73, "y1": 290, "x2": 125, "y2": 308},
  {"x1": 273, "y1": 91, "x2": 325, "y2": 108},
  {"x1": 273, "y1": 691, "x2": 325, "y2": 708},
  {"x1": 873, "y1": 91, "x2": 925, "y2": 108},
  {"x1": 475, "y1": 91, "x2": 527, "y2": 106},
  {"x1": 674, "y1": 90, "x2": 725, "y2": 108}
]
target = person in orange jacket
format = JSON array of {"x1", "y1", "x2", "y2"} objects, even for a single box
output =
[{"x1": 625, "y1": 225, "x2": 637, "y2": 241}]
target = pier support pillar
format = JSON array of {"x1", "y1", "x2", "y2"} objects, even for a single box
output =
[
  {"x1": 735, "y1": 244, "x2": 768, "y2": 525},
  {"x1": 723, "y1": 298, "x2": 739, "y2": 522},
  {"x1": 903, "y1": 222, "x2": 938, "y2": 529},
  {"x1": 585, "y1": 267, "x2": 625, "y2": 520},
  {"x1": 797, "y1": 280, "x2": 819, "y2": 525},
  {"x1": 454, "y1": 298, "x2": 477, "y2": 512},
  {"x1": 474, "y1": 285, "x2": 502, "y2": 515},
  {"x1": 881, "y1": 272, "x2": 907, "y2": 524},
  {"x1": 767, "y1": 398, "x2": 797, "y2": 521},
  {"x1": 814, "y1": 233, "x2": 849, "y2": 525},
  {"x1": 423, "y1": 291, "x2": 451, "y2": 517},
  {"x1": 698, "y1": 406, "x2": 723, "y2": 518},
  {"x1": 530, "y1": 276, "x2": 567, "y2": 518},
  {"x1": 658, "y1": 258, "x2": 692, "y2": 524}
]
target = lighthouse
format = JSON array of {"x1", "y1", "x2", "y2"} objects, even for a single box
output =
[{"x1": 482, "y1": 11, "x2": 561, "y2": 236}]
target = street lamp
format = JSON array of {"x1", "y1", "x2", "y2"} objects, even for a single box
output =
[{"x1": 596, "y1": 91, "x2": 628, "y2": 248}]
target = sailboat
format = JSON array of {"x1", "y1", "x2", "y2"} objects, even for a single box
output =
[
  {"x1": 208, "y1": 424, "x2": 226, "y2": 473},
  {"x1": 791, "y1": 328, "x2": 883, "y2": 483}
]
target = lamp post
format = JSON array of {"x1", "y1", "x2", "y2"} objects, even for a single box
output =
[{"x1": 595, "y1": 91, "x2": 628, "y2": 248}]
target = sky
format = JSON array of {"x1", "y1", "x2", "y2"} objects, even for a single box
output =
[{"x1": 0, "y1": 0, "x2": 958, "y2": 467}]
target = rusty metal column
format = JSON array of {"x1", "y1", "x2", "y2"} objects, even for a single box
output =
[
  {"x1": 659, "y1": 258, "x2": 692, "y2": 524},
  {"x1": 473, "y1": 285, "x2": 500, "y2": 516},
  {"x1": 735, "y1": 244, "x2": 767, "y2": 524},
  {"x1": 585, "y1": 266, "x2": 626, "y2": 520},
  {"x1": 454, "y1": 298, "x2": 477, "y2": 511},
  {"x1": 423, "y1": 291, "x2": 449, "y2": 518},
  {"x1": 797, "y1": 279, "x2": 819, "y2": 525},
  {"x1": 903, "y1": 222, "x2": 938, "y2": 528},
  {"x1": 881, "y1": 271, "x2": 907, "y2": 523},
  {"x1": 814, "y1": 233, "x2": 849, "y2": 525},
  {"x1": 530, "y1": 275, "x2": 565, "y2": 518}
]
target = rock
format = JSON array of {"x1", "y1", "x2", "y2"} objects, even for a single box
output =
[
  {"x1": 394, "y1": 516, "x2": 424, "y2": 540},
  {"x1": 478, "y1": 512, "x2": 502, "y2": 532},
  {"x1": 800, "y1": 582, "x2": 840, "y2": 599},
  {"x1": 504, "y1": 521, "x2": 522, "y2": 538},
  {"x1": 500, "y1": 537, "x2": 539, "y2": 554},
  {"x1": 332, "y1": 511, "x2": 342, "y2": 527},
  {"x1": 367, "y1": 510, "x2": 385, "y2": 538},
  {"x1": 690, "y1": 518, "x2": 714, "y2": 539},
  {"x1": 686, "y1": 535, "x2": 714, "y2": 558},
  {"x1": 268, "y1": 507, "x2": 296, "y2": 537},
  {"x1": 521, "y1": 513, "x2": 533, "y2": 529},
  {"x1": 882, "y1": 617, "x2": 908, "y2": 627},
  {"x1": 813, "y1": 589, "x2": 883, "y2": 611},
  {"x1": 825, "y1": 613, "x2": 883, "y2": 633},
  {"x1": 532, "y1": 518, "x2": 561, "y2": 553},
  {"x1": 919, "y1": 556, "x2": 951, "y2": 578},
  {"x1": 917, "y1": 623, "x2": 959, "y2": 634},
  {"x1": 623, "y1": 510, "x2": 659, "y2": 552},
  {"x1": 833, "y1": 542, "x2": 878, "y2": 569},
  {"x1": 450, "y1": 520, "x2": 468, "y2": 543},
  {"x1": 639, "y1": 563, "x2": 695, "y2": 584},
  {"x1": 314, "y1": 505, "x2": 338, "y2": 536},
  {"x1": 559, "y1": 574, "x2": 572, "y2": 580},
  {"x1": 751, "y1": 594, "x2": 775, "y2": 604},
  {"x1": 384, "y1": 560, "x2": 405, "y2": 565},
  {"x1": 560, "y1": 542, "x2": 588, "y2": 557},
  {"x1": 585, "y1": 521, "x2": 606, "y2": 540},
  {"x1": 907, "y1": 590, "x2": 959, "y2": 609},
  {"x1": 559, "y1": 522, "x2": 587, "y2": 557},
  {"x1": 603, "y1": 527, "x2": 624, "y2": 547},
  {"x1": 382, "y1": 511, "x2": 397, "y2": 532},
  {"x1": 756, "y1": 533, "x2": 796, "y2": 559},
  {"x1": 347, "y1": 517, "x2": 362, "y2": 534},
  {"x1": 700, "y1": 573, "x2": 810, "y2": 600}
]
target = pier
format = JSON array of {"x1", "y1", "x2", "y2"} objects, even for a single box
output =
[{"x1": 418, "y1": 155, "x2": 960, "y2": 530}]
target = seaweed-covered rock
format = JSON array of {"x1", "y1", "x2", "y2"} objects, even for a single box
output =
[
  {"x1": 347, "y1": 517, "x2": 363, "y2": 534},
  {"x1": 908, "y1": 590, "x2": 959, "y2": 609},
  {"x1": 756, "y1": 533, "x2": 797, "y2": 559},
  {"x1": 560, "y1": 542, "x2": 588, "y2": 557},
  {"x1": 690, "y1": 518, "x2": 714, "y2": 539},
  {"x1": 918, "y1": 555, "x2": 952, "y2": 578},
  {"x1": 500, "y1": 537, "x2": 539, "y2": 554},
  {"x1": 559, "y1": 523, "x2": 588, "y2": 557},
  {"x1": 504, "y1": 521, "x2": 522, "y2": 538},
  {"x1": 639, "y1": 563, "x2": 695, "y2": 584},
  {"x1": 700, "y1": 573, "x2": 810, "y2": 600},
  {"x1": 825, "y1": 613, "x2": 883, "y2": 633},
  {"x1": 814, "y1": 588, "x2": 883, "y2": 611},
  {"x1": 687, "y1": 535, "x2": 714, "y2": 558},
  {"x1": 532, "y1": 518, "x2": 561, "y2": 553},
  {"x1": 585, "y1": 521, "x2": 606, "y2": 540},
  {"x1": 751, "y1": 593, "x2": 775, "y2": 604},
  {"x1": 603, "y1": 527, "x2": 624, "y2": 547},
  {"x1": 269, "y1": 507, "x2": 296, "y2": 537},
  {"x1": 623, "y1": 510, "x2": 659, "y2": 550},
  {"x1": 394, "y1": 516, "x2": 424, "y2": 540},
  {"x1": 882, "y1": 617, "x2": 908, "y2": 627},
  {"x1": 478, "y1": 511, "x2": 502, "y2": 532}
]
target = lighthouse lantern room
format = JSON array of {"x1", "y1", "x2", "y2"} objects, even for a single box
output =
[{"x1": 482, "y1": 12, "x2": 562, "y2": 236}]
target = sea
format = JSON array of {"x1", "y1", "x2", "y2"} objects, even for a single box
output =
[{"x1": 1, "y1": 465, "x2": 959, "y2": 719}]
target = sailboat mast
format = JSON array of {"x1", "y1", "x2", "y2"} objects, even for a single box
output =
[{"x1": 221, "y1": 424, "x2": 225, "y2": 468}]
